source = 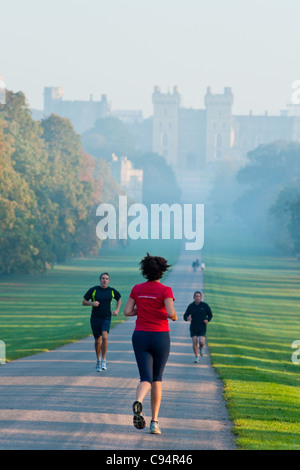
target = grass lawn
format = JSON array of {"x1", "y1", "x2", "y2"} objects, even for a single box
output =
[
  {"x1": 203, "y1": 224, "x2": 300, "y2": 450},
  {"x1": 0, "y1": 239, "x2": 181, "y2": 362},
  {"x1": 1, "y1": 220, "x2": 299, "y2": 450}
]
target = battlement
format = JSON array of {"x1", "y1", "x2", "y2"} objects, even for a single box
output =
[
  {"x1": 152, "y1": 86, "x2": 181, "y2": 106},
  {"x1": 44, "y1": 86, "x2": 63, "y2": 101},
  {"x1": 43, "y1": 86, "x2": 111, "y2": 133},
  {"x1": 205, "y1": 86, "x2": 234, "y2": 107}
]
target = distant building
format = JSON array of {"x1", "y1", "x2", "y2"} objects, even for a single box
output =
[
  {"x1": 42, "y1": 85, "x2": 300, "y2": 171},
  {"x1": 110, "y1": 155, "x2": 143, "y2": 203},
  {"x1": 204, "y1": 86, "x2": 235, "y2": 162},
  {"x1": 43, "y1": 87, "x2": 144, "y2": 133},
  {"x1": 111, "y1": 109, "x2": 143, "y2": 125},
  {"x1": 43, "y1": 87, "x2": 111, "y2": 133},
  {"x1": 152, "y1": 86, "x2": 300, "y2": 169},
  {"x1": 152, "y1": 86, "x2": 181, "y2": 168}
]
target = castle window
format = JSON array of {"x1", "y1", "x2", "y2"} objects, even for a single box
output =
[
  {"x1": 163, "y1": 133, "x2": 168, "y2": 147},
  {"x1": 216, "y1": 134, "x2": 222, "y2": 158}
]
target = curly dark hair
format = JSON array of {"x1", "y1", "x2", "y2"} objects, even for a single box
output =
[{"x1": 140, "y1": 253, "x2": 171, "y2": 281}]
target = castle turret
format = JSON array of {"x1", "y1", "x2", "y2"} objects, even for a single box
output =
[
  {"x1": 152, "y1": 86, "x2": 180, "y2": 167},
  {"x1": 205, "y1": 87, "x2": 234, "y2": 162},
  {"x1": 43, "y1": 87, "x2": 63, "y2": 116}
]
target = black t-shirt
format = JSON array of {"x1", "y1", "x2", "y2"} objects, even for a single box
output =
[
  {"x1": 84, "y1": 285, "x2": 121, "y2": 320},
  {"x1": 183, "y1": 301, "x2": 213, "y2": 328}
]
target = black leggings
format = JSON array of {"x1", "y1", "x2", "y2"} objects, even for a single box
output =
[{"x1": 132, "y1": 331, "x2": 170, "y2": 383}]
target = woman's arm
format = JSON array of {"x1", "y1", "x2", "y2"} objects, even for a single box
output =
[
  {"x1": 124, "y1": 297, "x2": 137, "y2": 317},
  {"x1": 164, "y1": 298, "x2": 177, "y2": 321}
]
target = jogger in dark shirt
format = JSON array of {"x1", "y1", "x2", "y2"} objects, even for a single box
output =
[
  {"x1": 183, "y1": 291, "x2": 212, "y2": 363},
  {"x1": 82, "y1": 273, "x2": 121, "y2": 371}
]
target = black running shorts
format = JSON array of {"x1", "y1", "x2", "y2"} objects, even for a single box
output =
[
  {"x1": 90, "y1": 317, "x2": 111, "y2": 339},
  {"x1": 190, "y1": 324, "x2": 207, "y2": 337},
  {"x1": 132, "y1": 331, "x2": 170, "y2": 383}
]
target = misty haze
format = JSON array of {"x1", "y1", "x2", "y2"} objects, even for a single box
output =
[{"x1": 0, "y1": 0, "x2": 299, "y2": 452}]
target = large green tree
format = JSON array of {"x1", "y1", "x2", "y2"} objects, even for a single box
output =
[
  {"x1": 287, "y1": 195, "x2": 300, "y2": 254},
  {"x1": 130, "y1": 152, "x2": 181, "y2": 205},
  {"x1": 207, "y1": 158, "x2": 244, "y2": 223},
  {"x1": 81, "y1": 116, "x2": 181, "y2": 205},
  {"x1": 41, "y1": 114, "x2": 101, "y2": 262},
  {"x1": 270, "y1": 180, "x2": 300, "y2": 254},
  {"x1": 0, "y1": 91, "x2": 108, "y2": 274},
  {"x1": 0, "y1": 91, "x2": 56, "y2": 273},
  {"x1": 235, "y1": 141, "x2": 300, "y2": 227},
  {"x1": 0, "y1": 119, "x2": 48, "y2": 273},
  {"x1": 81, "y1": 117, "x2": 136, "y2": 161}
]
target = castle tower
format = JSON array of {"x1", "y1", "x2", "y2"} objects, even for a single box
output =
[
  {"x1": 43, "y1": 87, "x2": 64, "y2": 116},
  {"x1": 152, "y1": 86, "x2": 180, "y2": 167},
  {"x1": 205, "y1": 87, "x2": 234, "y2": 162}
]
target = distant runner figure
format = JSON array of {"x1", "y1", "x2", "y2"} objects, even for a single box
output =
[
  {"x1": 183, "y1": 291, "x2": 213, "y2": 363},
  {"x1": 192, "y1": 258, "x2": 200, "y2": 272},
  {"x1": 124, "y1": 253, "x2": 177, "y2": 435},
  {"x1": 82, "y1": 273, "x2": 121, "y2": 371}
]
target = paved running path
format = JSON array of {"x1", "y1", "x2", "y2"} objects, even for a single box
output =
[{"x1": 0, "y1": 249, "x2": 236, "y2": 450}]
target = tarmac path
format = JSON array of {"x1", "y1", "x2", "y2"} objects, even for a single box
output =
[{"x1": 0, "y1": 249, "x2": 236, "y2": 451}]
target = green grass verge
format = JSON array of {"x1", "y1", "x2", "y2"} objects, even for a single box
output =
[
  {"x1": 203, "y1": 224, "x2": 300, "y2": 450},
  {"x1": 0, "y1": 239, "x2": 181, "y2": 361},
  {"x1": 2, "y1": 221, "x2": 299, "y2": 450}
]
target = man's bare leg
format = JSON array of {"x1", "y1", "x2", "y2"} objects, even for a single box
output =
[
  {"x1": 101, "y1": 331, "x2": 108, "y2": 360},
  {"x1": 192, "y1": 336, "x2": 199, "y2": 358}
]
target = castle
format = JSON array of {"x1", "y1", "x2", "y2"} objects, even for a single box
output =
[
  {"x1": 43, "y1": 87, "x2": 111, "y2": 133},
  {"x1": 43, "y1": 85, "x2": 300, "y2": 170},
  {"x1": 110, "y1": 154, "x2": 143, "y2": 203},
  {"x1": 152, "y1": 85, "x2": 300, "y2": 169}
]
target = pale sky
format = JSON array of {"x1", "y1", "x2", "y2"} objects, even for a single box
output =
[{"x1": 1, "y1": 0, "x2": 299, "y2": 117}]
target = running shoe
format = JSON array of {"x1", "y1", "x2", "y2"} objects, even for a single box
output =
[
  {"x1": 200, "y1": 348, "x2": 204, "y2": 357},
  {"x1": 96, "y1": 360, "x2": 101, "y2": 372},
  {"x1": 132, "y1": 401, "x2": 146, "y2": 429},
  {"x1": 150, "y1": 420, "x2": 161, "y2": 434},
  {"x1": 194, "y1": 356, "x2": 199, "y2": 363},
  {"x1": 101, "y1": 359, "x2": 107, "y2": 370}
]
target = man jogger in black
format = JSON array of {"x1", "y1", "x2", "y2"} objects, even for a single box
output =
[
  {"x1": 82, "y1": 273, "x2": 121, "y2": 371},
  {"x1": 183, "y1": 291, "x2": 213, "y2": 362}
]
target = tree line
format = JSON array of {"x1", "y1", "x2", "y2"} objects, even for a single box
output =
[
  {"x1": 81, "y1": 116, "x2": 181, "y2": 205},
  {"x1": 236, "y1": 141, "x2": 300, "y2": 256},
  {"x1": 0, "y1": 90, "x2": 182, "y2": 275},
  {"x1": 208, "y1": 141, "x2": 300, "y2": 256},
  {"x1": 0, "y1": 91, "x2": 123, "y2": 274}
]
